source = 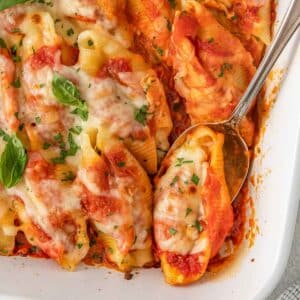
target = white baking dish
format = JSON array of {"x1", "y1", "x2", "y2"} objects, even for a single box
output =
[{"x1": 0, "y1": 1, "x2": 299, "y2": 299}]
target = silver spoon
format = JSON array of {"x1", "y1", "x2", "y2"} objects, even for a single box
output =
[{"x1": 167, "y1": 0, "x2": 300, "y2": 200}]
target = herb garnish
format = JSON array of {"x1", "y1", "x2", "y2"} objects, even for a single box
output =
[
  {"x1": 175, "y1": 157, "x2": 193, "y2": 167},
  {"x1": 191, "y1": 174, "x2": 199, "y2": 185},
  {"x1": 0, "y1": 132, "x2": 27, "y2": 188},
  {"x1": 193, "y1": 220, "x2": 203, "y2": 233},
  {"x1": 169, "y1": 228, "x2": 177, "y2": 235},
  {"x1": 0, "y1": 0, "x2": 30, "y2": 11},
  {"x1": 61, "y1": 171, "x2": 75, "y2": 182},
  {"x1": 185, "y1": 207, "x2": 192, "y2": 217},
  {"x1": 218, "y1": 63, "x2": 232, "y2": 77},
  {"x1": 51, "y1": 132, "x2": 80, "y2": 164},
  {"x1": 11, "y1": 78, "x2": 21, "y2": 88},
  {"x1": 52, "y1": 73, "x2": 88, "y2": 121},
  {"x1": 67, "y1": 28, "x2": 74, "y2": 36},
  {"x1": 134, "y1": 105, "x2": 151, "y2": 126},
  {"x1": 117, "y1": 161, "x2": 125, "y2": 167},
  {"x1": 170, "y1": 175, "x2": 179, "y2": 186}
]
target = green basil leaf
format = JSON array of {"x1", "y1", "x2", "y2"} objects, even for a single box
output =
[
  {"x1": 52, "y1": 73, "x2": 88, "y2": 121},
  {"x1": 71, "y1": 104, "x2": 88, "y2": 121},
  {"x1": 0, "y1": 134, "x2": 27, "y2": 188},
  {"x1": 0, "y1": 0, "x2": 30, "y2": 11}
]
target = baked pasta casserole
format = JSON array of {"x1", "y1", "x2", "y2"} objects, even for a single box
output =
[{"x1": 0, "y1": 0, "x2": 273, "y2": 285}]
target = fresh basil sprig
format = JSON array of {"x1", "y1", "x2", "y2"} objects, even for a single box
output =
[
  {"x1": 52, "y1": 73, "x2": 88, "y2": 121},
  {"x1": 0, "y1": 0, "x2": 30, "y2": 11},
  {"x1": 0, "y1": 133, "x2": 27, "y2": 188}
]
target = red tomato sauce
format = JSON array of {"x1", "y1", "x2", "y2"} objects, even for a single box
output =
[{"x1": 166, "y1": 252, "x2": 203, "y2": 277}]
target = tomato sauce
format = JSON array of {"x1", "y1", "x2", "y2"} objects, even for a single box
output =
[
  {"x1": 30, "y1": 46, "x2": 58, "y2": 70},
  {"x1": 166, "y1": 252, "x2": 203, "y2": 277},
  {"x1": 98, "y1": 58, "x2": 132, "y2": 79}
]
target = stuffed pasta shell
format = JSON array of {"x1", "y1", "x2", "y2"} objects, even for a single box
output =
[
  {"x1": 154, "y1": 126, "x2": 233, "y2": 285},
  {"x1": 168, "y1": 0, "x2": 256, "y2": 124},
  {"x1": 77, "y1": 129, "x2": 153, "y2": 271}
]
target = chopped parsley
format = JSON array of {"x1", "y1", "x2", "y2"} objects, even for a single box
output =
[
  {"x1": 175, "y1": 157, "x2": 193, "y2": 167},
  {"x1": 61, "y1": 171, "x2": 75, "y2": 182},
  {"x1": 35, "y1": 116, "x2": 41, "y2": 124},
  {"x1": 185, "y1": 207, "x2": 192, "y2": 217},
  {"x1": 67, "y1": 28, "x2": 74, "y2": 36},
  {"x1": 54, "y1": 132, "x2": 63, "y2": 142},
  {"x1": 208, "y1": 37, "x2": 214, "y2": 43},
  {"x1": 170, "y1": 175, "x2": 179, "y2": 186},
  {"x1": 51, "y1": 133, "x2": 80, "y2": 164},
  {"x1": 134, "y1": 105, "x2": 151, "y2": 126},
  {"x1": 11, "y1": 78, "x2": 21, "y2": 88},
  {"x1": 43, "y1": 142, "x2": 51, "y2": 150},
  {"x1": 87, "y1": 39, "x2": 94, "y2": 47},
  {"x1": 154, "y1": 45, "x2": 164, "y2": 56},
  {"x1": 77, "y1": 243, "x2": 83, "y2": 249},
  {"x1": 169, "y1": 228, "x2": 177, "y2": 235},
  {"x1": 191, "y1": 174, "x2": 199, "y2": 185},
  {"x1": 166, "y1": 18, "x2": 172, "y2": 32},
  {"x1": 10, "y1": 45, "x2": 21, "y2": 63},
  {"x1": 231, "y1": 14, "x2": 238, "y2": 21},
  {"x1": 117, "y1": 161, "x2": 125, "y2": 167},
  {"x1": 218, "y1": 63, "x2": 232, "y2": 77},
  {"x1": 193, "y1": 220, "x2": 203, "y2": 233}
]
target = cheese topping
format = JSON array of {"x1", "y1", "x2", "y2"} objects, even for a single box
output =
[{"x1": 155, "y1": 143, "x2": 208, "y2": 255}]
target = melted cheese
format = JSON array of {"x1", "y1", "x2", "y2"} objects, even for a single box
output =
[
  {"x1": 155, "y1": 144, "x2": 208, "y2": 255},
  {"x1": 9, "y1": 176, "x2": 81, "y2": 250},
  {"x1": 76, "y1": 69, "x2": 149, "y2": 138}
]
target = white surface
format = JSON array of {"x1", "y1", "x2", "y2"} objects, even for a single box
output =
[
  {"x1": 0, "y1": 2, "x2": 300, "y2": 300},
  {"x1": 269, "y1": 209, "x2": 300, "y2": 299}
]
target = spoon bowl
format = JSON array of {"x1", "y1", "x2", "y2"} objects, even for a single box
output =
[
  {"x1": 208, "y1": 123, "x2": 249, "y2": 200},
  {"x1": 167, "y1": 122, "x2": 249, "y2": 200}
]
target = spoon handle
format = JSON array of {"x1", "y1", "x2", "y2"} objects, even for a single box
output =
[{"x1": 230, "y1": 0, "x2": 300, "y2": 127}]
